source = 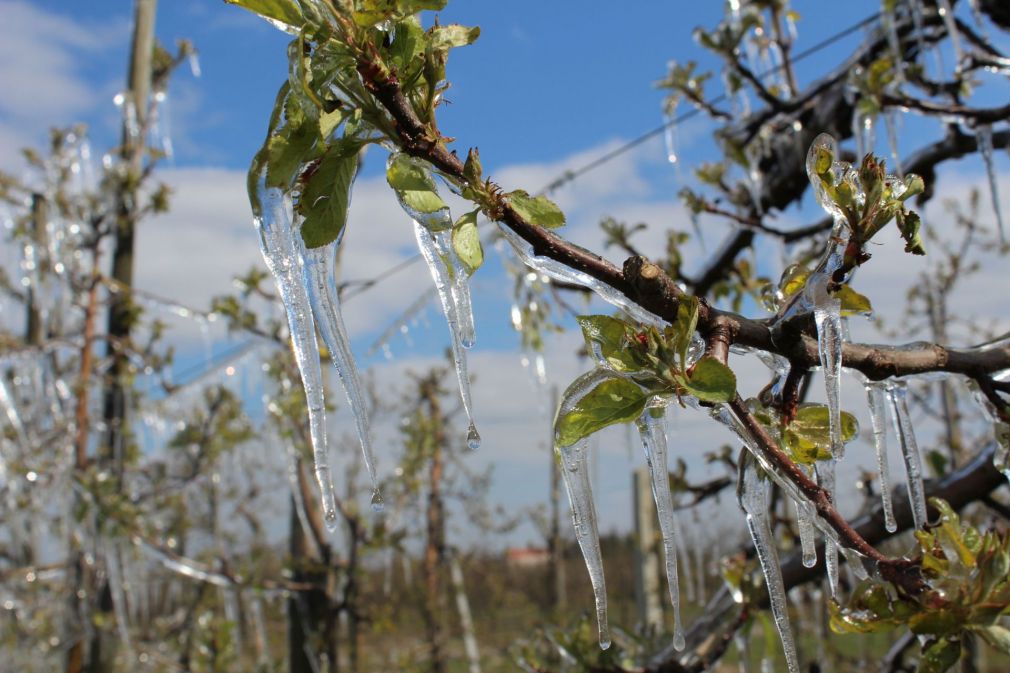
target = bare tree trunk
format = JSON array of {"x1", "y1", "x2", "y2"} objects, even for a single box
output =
[{"x1": 421, "y1": 377, "x2": 449, "y2": 673}]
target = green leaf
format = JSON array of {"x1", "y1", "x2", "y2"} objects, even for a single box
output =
[
  {"x1": 463, "y1": 148, "x2": 483, "y2": 185},
  {"x1": 783, "y1": 405, "x2": 860, "y2": 462},
  {"x1": 386, "y1": 153, "x2": 449, "y2": 222},
  {"x1": 506, "y1": 190, "x2": 566, "y2": 228},
  {"x1": 451, "y1": 210, "x2": 483, "y2": 275},
  {"x1": 576, "y1": 315, "x2": 640, "y2": 372},
  {"x1": 835, "y1": 284, "x2": 873, "y2": 316},
  {"x1": 429, "y1": 24, "x2": 481, "y2": 50},
  {"x1": 225, "y1": 0, "x2": 303, "y2": 31},
  {"x1": 896, "y1": 208, "x2": 926, "y2": 255},
  {"x1": 555, "y1": 377, "x2": 647, "y2": 448},
  {"x1": 671, "y1": 295, "x2": 699, "y2": 369},
  {"x1": 353, "y1": 0, "x2": 446, "y2": 26},
  {"x1": 264, "y1": 89, "x2": 323, "y2": 189},
  {"x1": 680, "y1": 357, "x2": 736, "y2": 403},
  {"x1": 919, "y1": 638, "x2": 961, "y2": 673},
  {"x1": 297, "y1": 141, "x2": 360, "y2": 248}
]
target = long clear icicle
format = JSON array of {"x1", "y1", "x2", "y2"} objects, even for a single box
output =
[
  {"x1": 413, "y1": 221, "x2": 481, "y2": 449},
  {"x1": 739, "y1": 458, "x2": 800, "y2": 673},
  {"x1": 976, "y1": 125, "x2": 1006, "y2": 245},
  {"x1": 866, "y1": 383, "x2": 897, "y2": 532},
  {"x1": 303, "y1": 241, "x2": 383, "y2": 509},
  {"x1": 635, "y1": 403, "x2": 685, "y2": 650},
  {"x1": 807, "y1": 274, "x2": 845, "y2": 459},
  {"x1": 252, "y1": 173, "x2": 339, "y2": 530},
  {"x1": 886, "y1": 384, "x2": 928, "y2": 529},
  {"x1": 555, "y1": 369, "x2": 617, "y2": 650},
  {"x1": 814, "y1": 461, "x2": 839, "y2": 598}
]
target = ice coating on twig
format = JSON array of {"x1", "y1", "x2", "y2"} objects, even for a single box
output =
[
  {"x1": 815, "y1": 460, "x2": 839, "y2": 597},
  {"x1": 866, "y1": 382, "x2": 898, "y2": 532},
  {"x1": 635, "y1": 403, "x2": 685, "y2": 650},
  {"x1": 738, "y1": 458, "x2": 800, "y2": 673},
  {"x1": 498, "y1": 224, "x2": 667, "y2": 328},
  {"x1": 555, "y1": 369, "x2": 617, "y2": 650},
  {"x1": 413, "y1": 221, "x2": 481, "y2": 449},
  {"x1": 302, "y1": 240, "x2": 383, "y2": 509},
  {"x1": 886, "y1": 383, "x2": 928, "y2": 529},
  {"x1": 976, "y1": 125, "x2": 1006, "y2": 245},
  {"x1": 252, "y1": 172, "x2": 339, "y2": 530}
]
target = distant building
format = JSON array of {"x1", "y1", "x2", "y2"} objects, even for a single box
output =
[{"x1": 506, "y1": 547, "x2": 550, "y2": 568}]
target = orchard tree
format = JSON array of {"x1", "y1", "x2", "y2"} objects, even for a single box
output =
[{"x1": 223, "y1": 0, "x2": 1010, "y2": 672}]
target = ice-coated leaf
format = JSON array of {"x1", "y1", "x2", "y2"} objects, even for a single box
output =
[
  {"x1": 429, "y1": 24, "x2": 481, "y2": 50},
  {"x1": 451, "y1": 209, "x2": 483, "y2": 275},
  {"x1": 783, "y1": 404, "x2": 859, "y2": 463},
  {"x1": 576, "y1": 315, "x2": 640, "y2": 372},
  {"x1": 298, "y1": 142, "x2": 361, "y2": 248},
  {"x1": 680, "y1": 356, "x2": 736, "y2": 403},
  {"x1": 353, "y1": 0, "x2": 447, "y2": 27},
  {"x1": 225, "y1": 0, "x2": 303, "y2": 31},
  {"x1": 260, "y1": 85, "x2": 321, "y2": 189},
  {"x1": 835, "y1": 284, "x2": 873, "y2": 316},
  {"x1": 386, "y1": 152, "x2": 450, "y2": 221},
  {"x1": 506, "y1": 190, "x2": 566, "y2": 229},
  {"x1": 979, "y1": 625, "x2": 1010, "y2": 654},
  {"x1": 555, "y1": 377, "x2": 648, "y2": 448},
  {"x1": 671, "y1": 295, "x2": 700, "y2": 368}
]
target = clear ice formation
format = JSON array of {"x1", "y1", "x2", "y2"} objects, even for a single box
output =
[
  {"x1": 302, "y1": 240, "x2": 383, "y2": 509},
  {"x1": 814, "y1": 460, "x2": 839, "y2": 597},
  {"x1": 884, "y1": 111, "x2": 903, "y2": 178},
  {"x1": 663, "y1": 109, "x2": 679, "y2": 165},
  {"x1": 251, "y1": 171, "x2": 339, "y2": 530},
  {"x1": 635, "y1": 402, "x2": 685, "y2": 650},
  {"x1": 555, "y1": 369, "x2": 618, "y2": 650},
  {"x1": 937, "y1": 0, "x2": 964, "y2": 68},
  {"x1": 886, "y1": 383, "x2": 928, "y2": 530},
  {"x1": 497, "y1": 224, "x2": 667, "y2": 328},
  {"x1": 413, "y1": 221, "x2": 481, "y2": 450},
  {"x1": 976, "y1": 125, "x2": 1006, "y2": 245},
  {"x1": 739, "y1": 458, "x2": 800, "y2": 673},
  {"x1": 865, "y1": 383, "x2": 898, "y2": 532},
  {"x1": 807, "y1": 274, "x2": 845, "y2": 459}
]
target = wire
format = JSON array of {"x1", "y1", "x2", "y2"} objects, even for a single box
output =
[{"x1": 339, "y1": 10, "x2": 882, "y2": 303}]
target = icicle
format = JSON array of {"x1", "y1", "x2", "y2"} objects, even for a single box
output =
[
  {"x1": 851, "y1": 111, "x2": 875, "y2": 161},
  {"x1": 498, "y1": 224, "x2": 666, "y2": 327},
  {"x1": 886, "y1": 384, "x2": 928, "y2": 529},
  {"x1": 795, "y1": 494, "x2": 817, "y2": 569},
  {"x1": 738, "y1": 458, "x2": 800, "y2": 673},
  {"x1": 303, "y1": 241, "x2": 383, "y2": 509},
  {"x1": 815, "y1": 461, "x2": 839, "y2": 597},
  {"x1": 140, "y1": 540, "x2": 232, "y2": 587},
  {"x1": 251, "y1": 172, "x2": 339, "y2": 530},
  {"x1": 555, "y1": 370, "x2": 615, "y2": 650},
  {"x1": 936, "y1": 0, "x2": 964, "y2": 69},
  {"x1": 806, "y1": 273, "x2": 845, "y2": 459},
  {"x1": 865, "y1": 383, "x2": 897, "y2": 532},
  {"x1": 635, "y1": 403, "x2": 685, "y2": 650},
  {"x1": 663, "y1": 107, "x2": 679, "y2": 165},
  {"x1": 413, "y1": 221, "x2": 481, "y2": 449},
  {"x1": 976, "y1": 125, "x2": 1006, "y2": 245},
  {"x1": 883, "y1": 111, "x2": 903, "y2": 179},
  {"x1": 188, "y1": 51, "x2": 202, "y2": 78},
  {"x1": 449, "y1": 555, "x2": 482, "y2": 673}
]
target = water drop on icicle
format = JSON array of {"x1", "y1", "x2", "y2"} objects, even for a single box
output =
[
  {"x1": 886, "y1": 384, "x2": 928, "y2": 530},
  {"x1": 635, "y1": 402, "x2": 685, "y2": 650},
  {"x1": 815, "y1": 460, "x2": 839, "y2": 597},
  {"x1": 413, "y1": 221, "x2": 480, "y2": 449},
  {"x1": 936, "y1": 0, "x2": 964, "y2": 69},
  {"x1": 302, "y1": 240, "x2": 383, "y2": 510},
  {"x1": 252, "y1": 172, "x2": 339, "y2": 530},
  {"x1": 556, "y1": 369, "x2": 619, "y2": 650},
  {"x1": 866, "y1": 383, "x2": 897, "y2": 532},
  {"x1": 663, "y1": 107, "x2": 679, "y2": 165},
  {"x1": 738, "y1": 458, "x2": 800, "y2": 673},
  {"x1": 884, "y1": 111, "x2": 903, "y2": 179},
  {"x1": 976, "y1": 125, "x2": 1006, "y2": 245}
]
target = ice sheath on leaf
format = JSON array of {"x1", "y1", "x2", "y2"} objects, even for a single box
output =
[
  {"x1": 738, "y1": 456, "x2": 800, "y2": 673},
  {"x1": 302, "y1": 239, "x2": 383, "y2": 510},
  {"x1": 251, "y1": 170, "x2": 339, "y2": 530},
  {"x1": 555, "y1": 369, "x2": 617, "y2": 650},
  {"x1": 636, "y1": 402, "x2": 685, "y2": 650}
]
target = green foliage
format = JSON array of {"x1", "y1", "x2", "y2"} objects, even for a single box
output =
[
  {"x1": 555, "y1": 376, "x2": 648, "y2": 448},
  {"x1": 451, "y1": 209, "x2": 483, "y2": 274},
  {"x1": 832, "y1": 498, "x2": 1010, "y2": 671},
  {"x1": 506, "y1": 190, "x2": 566, "y2": 229},
  {"x1": 298, "y1": 139, "x2": 361, "y2": 247},
  {"x1": 385, "y1": 152, "x2": 450, "y2": 222}
]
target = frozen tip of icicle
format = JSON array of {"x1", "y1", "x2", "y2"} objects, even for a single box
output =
[
  {"x1": 674, "y1": 632, "x2": 686, "y2": 651},
  {"x1": 370, "y1": 490, "x2": 385, "y2": 512},
  {"x1": 466, "y1": 423, "x2": 481, "y2": 450},
  {"x1": 323, "y1": 507, "x2": 339, "y2": 531},
  {"x1": 599, "y1": 637, "x2": 611, "y2": 651},
  {"x1": 802, "y1": 551, "x2": 817, "y2": 569}
]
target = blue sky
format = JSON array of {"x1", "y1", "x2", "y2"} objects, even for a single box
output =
[{"x1": 3, "y1": 1, "x2": 1008, "y2": 548}]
